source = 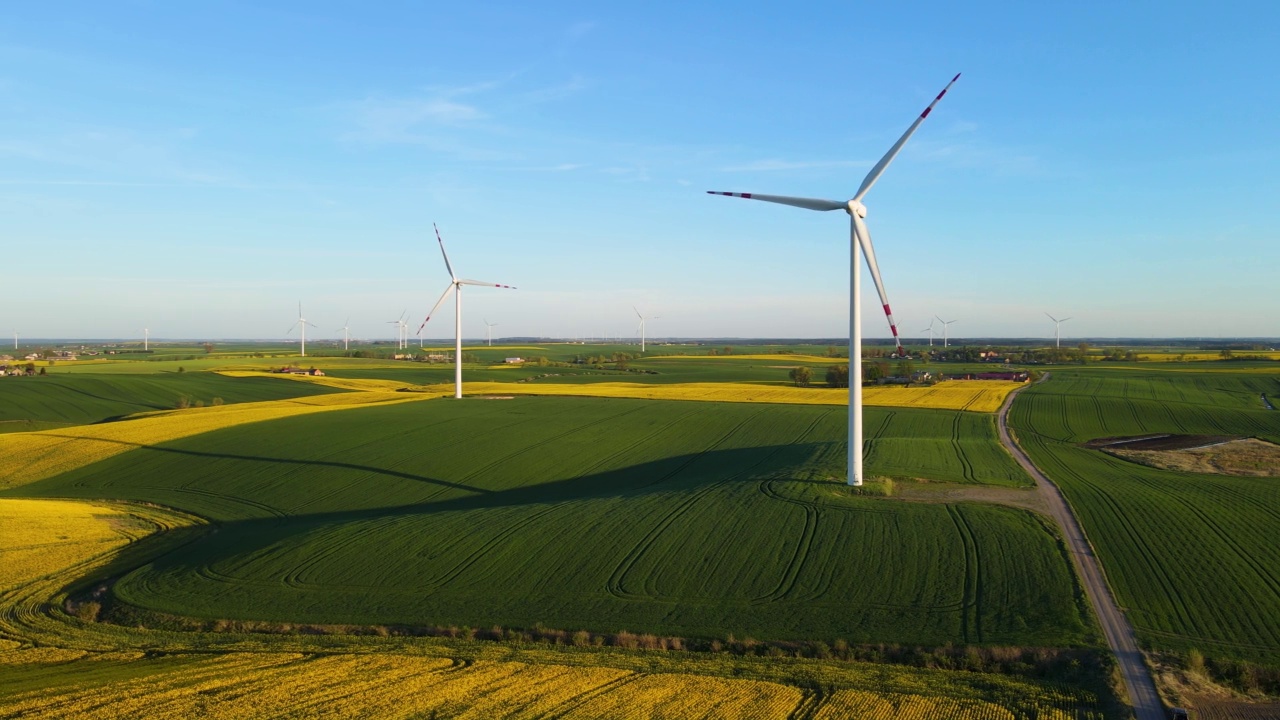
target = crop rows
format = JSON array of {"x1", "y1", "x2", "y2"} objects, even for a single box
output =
[
  {"x1": 1009, "y1": 368, "x2": 1280, "y2": 663},
  {"x1": 0, "y1": 497, "x2": 1105, "y2": 719},
  {"x1": 7, "y1": 396, "x2": 1075, "y2": 647}
]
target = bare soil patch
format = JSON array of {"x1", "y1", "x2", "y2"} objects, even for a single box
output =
[
  {"x1": 1187, "y1": 696, "x2": 1280, "y2": 719},
  {"x1": 1095, "y1": 436, "x2": 1280, "y2": 478},
  {"x1": 889, "y1": 480, "x2": 1049, "y2": 515}
]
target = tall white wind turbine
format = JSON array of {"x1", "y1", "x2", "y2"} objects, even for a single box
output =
[
  {"x1": 484, "y1": 318, "x2": 498, "y2": 347},
  {"x1": 418, "y1": 224, "x2": 516, "y2": 399},
  {"x1": 708, "y1": 73, "x2": 959, "y2": 486},
  {"x1": 143, "y1": 328, "x2": 149, "y2": 352},
  {"x1": 921, "y1": 318, "x2": 936, "y2": 348},
  {"x1": 1046, "y1": 313, "x2": 1072, "y2": 349},
  {"x1": 286, "y1": 302, "x2": 317, "y2": 357},
  {"x1": 337, "y1": 317, "x2": 351, "y2": 351},
  {"x1": 634, "y1": 307, "x2": 660, "y2": 352},
  {"x1": 387, "y1": 311, "x2": 408, "y2": 350},
  {"x1": 12, "y1": 331, "x2": 16, "y2": 350},
  {"x1": 935, "y1": 316, "x2": 957, "y2": 348}
]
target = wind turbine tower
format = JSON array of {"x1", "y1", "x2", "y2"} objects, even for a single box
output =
[
  {"x1": 337, "y1": 318, "x2": 351, "y2": 351},
  {"x1": 708, "y1": 73, "x2": 960, "y2": 486},
  {"x1": 634, "y1": 307, "x2": 660, "y2": 353},
  {"x1": 286, "y1": 303, "x2": 317, "y2": 357},
  {"x1": 484, "y1": 319, "x2": 499, "y2": 347},
  {"x1": 921, "y1": 319, "x2": 935, "y2": 348},
  {"x1": 143, "y1": 328, "x2": 149, "y2": 352},
  {"x1": 935, "y1": 316, "x2": 957, "y2": 348},
  {"x1": 418, "y1": 224, "x2": 516, "y2": 399},
  {"x1": 1046, "y1": 313, "x2": 1072, "y2": 349}
]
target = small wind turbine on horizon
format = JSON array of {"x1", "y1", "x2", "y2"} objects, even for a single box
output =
[
  {"x1": 418, "y1": 224, "x2": 516, "y2": 399},
  {"x1": 337, "y1": 318, "x2": 351, "y2": 351},
  {"x1": 1046, "y1": 313, "x2": 1072, "y2": 349},
  {"x1": 484, "y1": 319, "x2": 499, "y2": 347},
  {"x1": 921, "y1": 318, "x2": 936, "y2": 348},
  {"x1": 707, "y1": 73, "x2": 960, "y2": 486},
  {"x1": 634, "y1": 307, "x2": 659, "y2": 353},
  {"x1": 286, "y1": 302, "x2": 317, "y2": 357},
  {"x1": 387, "y1": 311, "x2": 408, "y2": 350},
  {"x1": 143, "y1": 327, "x2": 149, "y2": 352},
  {"x1": 12, "y1": 330, "x2": 16, "y2": 350},
  {"x1": 935, "y1": 316, "x2": 957, "y2": 348}
]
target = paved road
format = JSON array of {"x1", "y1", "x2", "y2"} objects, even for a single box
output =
[{"x1": 996, "y1": 379, "x2": 1166, "y2": 720}]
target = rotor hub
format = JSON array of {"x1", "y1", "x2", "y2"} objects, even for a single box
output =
[{"x1": 846, "y1": 200, "x2": 867, "y2": 218}]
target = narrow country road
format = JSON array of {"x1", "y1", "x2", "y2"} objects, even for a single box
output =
[{"x1": 996, "y1": 377, "x2": 1166, "y2": 720}]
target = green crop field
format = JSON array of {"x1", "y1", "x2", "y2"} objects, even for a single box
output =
[
  {"x1": 6, "y1": 395, "x2": 1082, "y2": 648},
  {"x1": 1008, "y1": 367, "x2": 1280, "y2": 664},
  {"x1": 0, "y1": 373, "x2": 341, "y2": 433}
]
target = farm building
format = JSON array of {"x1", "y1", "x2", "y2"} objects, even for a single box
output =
[{"x1": 504, "y1": 357, "x2": 524, "y2": 364}]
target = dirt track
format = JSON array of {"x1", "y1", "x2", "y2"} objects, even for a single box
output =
[{"x1": 996, "y1": 376, "x2": 1165, "y2": 720}]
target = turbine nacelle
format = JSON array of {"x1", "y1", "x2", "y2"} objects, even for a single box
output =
[{"x1": 845, "y1": 200, "x2": 867, "y2": 218}]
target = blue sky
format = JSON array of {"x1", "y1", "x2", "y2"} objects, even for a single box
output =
[{"x1": 4, "y1": 2, "x2": 1278, "y2": 342}]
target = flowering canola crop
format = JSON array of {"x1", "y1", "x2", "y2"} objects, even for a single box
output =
[{"x1": 446, "y1": 380, "x2": 1021, "y2": 413}]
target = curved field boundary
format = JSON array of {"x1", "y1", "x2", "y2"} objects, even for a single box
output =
[
  {"x1": 997, "y1": 377, "x2": 1166, "y2": 720},
  {"x1": 0, "y1": 390, "x2": 445, "y2": 490},
  {"x1": 0, "y1": 497, "x2": 1107, "y2": 720}
]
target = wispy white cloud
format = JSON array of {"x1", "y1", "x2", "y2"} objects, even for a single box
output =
[{"x1": 719, "y1": 159, "x2": 871, "y2": 172}]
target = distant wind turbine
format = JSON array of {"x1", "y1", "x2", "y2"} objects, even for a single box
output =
[
  {"x1": 336, "y1": 317, "x2": 351, "y2": 351},
  {"x1": 12, "y1": 330, "x2": 17, "y2": 350},
  {"x1": 935, "y1": 316, "x2": 957, "y2": 348},
  {"x1": 286, "y1": 302, "x2": 317, "y2": 357},
  {"x1": 1046, "y1": 313, "x2": 1072, "y2": 349},
  {"x1": 921, "y1": 318, "x2": 936, "y2": 348},
  {"x1": 143, "y1": 327, "x2": 149, "y2": 352},
  {"x1": 634, "y1": 307, "x2": 660, "y2": 353},
  {"x1": 484, "y1": 318, "x2": 499, "y2": 347},
  {"x1": 387, "y1": 311, "x2": 408, "y2": 350},
  {"x1": 707, "y1": 73, "x2": 960, "y2": 485},
  {"x1": 418, "y1": 224, "x2": 516, "y2": 399}
]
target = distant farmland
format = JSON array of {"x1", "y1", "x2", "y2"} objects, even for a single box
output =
[
  {"x1": 7, "y1": 396, "x2": 1085, "y2": 647},
  {"x1": 1009, "y1": 368, "x2": 1280, "y2": 664}
]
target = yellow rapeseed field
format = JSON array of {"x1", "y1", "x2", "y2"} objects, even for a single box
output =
[
  {"x1": 0, "y1": 389, "x2": 444, "y2": 489},
  {"x1": 446, "y1": 380, "x2": 1021, "y2": 413},
  {"x1": 648, "y1": 353, "x2": 839, "y2": 362},
  {"x1": 215, "y1": 369, "x2": 411, "y2": 392},
  {"x1": 0, "y1": 499, "x2": 139, "y2": 589}
]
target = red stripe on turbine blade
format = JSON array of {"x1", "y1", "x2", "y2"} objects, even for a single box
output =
[
  {"x1": 883, "y1": 304, "x2": 892, "y2": 315},
  {"x1": 952, "y1": 72, "x2": 961, "y2": 82},
  {"x1": 921, "y1": 107, "x2": 932, "y2": 118},
  {"x1": 741, "y1": 193, "x2": 752, "y2": 198},
  {"x1": 889, "y1": 325, "x2": 900, "y2": 336}
]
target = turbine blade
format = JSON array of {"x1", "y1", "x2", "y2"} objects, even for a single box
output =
[
  {"x1": 458, "y1": 279, "x2": 515, "y2": 288},
  {"x1": 1045, "y1": 312, "x2": 1058, "y2": 323},
  {"x1": 417, "y1": 284, "x2": 456, "y2": 333},
  {"x1": 633, "y1": 306, "x2": 643, "y2": 320},
  {"x1": 706, "y1": 191, "x2": 845, "y2": 212},
  {"x1": 852, "y1": 73, "x2": 960, "y2": 203},
  {"x1": 852, "y1": 214, "x2": 904, "y2": 356},
  {"x1": 433, "y1": 224, "x2": 457, "y2": 281},
  {"x1": 1061, "y1": 317, "x2": 1072, "y2": 323}
]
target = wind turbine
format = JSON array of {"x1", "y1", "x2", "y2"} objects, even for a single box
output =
[
  {"x1": 921, "y1": 318, "x2": 936, "y2": 348},
  {"x1": 418, "y1": 224, "x2": 516, "y2": 399},
  {"x1": 336, "y1": 318, "x2": 350, "y2": 351},
  {"x1": 484, "y1": 318, "x2": 499, "y2": 347},
  {"x1": 707, "y1": 74, "x2": 959, "y2": 486},
  {"x1": 286, "y1": 302, "x2": 317, "y2": 357},
  {"x1": 1046, "y1": 313, "x2": 1071, "y2": 349},
  {"x1": 935, "y1": 316, "x2": 957, "y2": 348},
  {"x1": 387, "y1": 311, "x2": 407, "y2": 350},
  {"x1": 12, "y1": 331, "x2": 16, "y2": 350},
  {"x1": 634, "y1": 307, "x2": 660, "y2": 352},
  {"x1": 143, "y1": 328, "x2": 149, "y2": 352}
]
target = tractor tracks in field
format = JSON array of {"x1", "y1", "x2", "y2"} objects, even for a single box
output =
[{"x1": 996, "y1": 375, "x2": 1165, "y2": 720}]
